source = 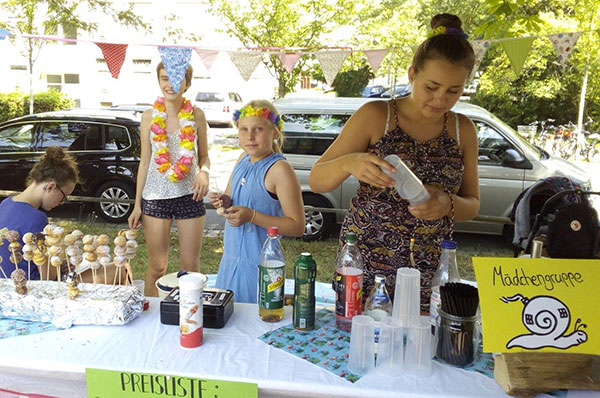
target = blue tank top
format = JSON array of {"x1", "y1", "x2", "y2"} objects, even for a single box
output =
[
  {"x1": 215, "y1": 152, "x2": 285, "y2": 303},
  {"x1": 0, "y1": 197, "x2": 47, "y2": 280}
]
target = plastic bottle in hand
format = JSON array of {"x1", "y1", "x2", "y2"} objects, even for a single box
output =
[
  {"x1": 365, "y1": 274, "x2": 393, "y2": 352},
  {"x1": 259, "y1": 227, "x2": 285, "y2": 322},
  {"x1": 335, "y1": 232, "x2": 364, "y2": 332},
  {"x1": 429, "y1": 240, "x2": 460, "y2": 333}
]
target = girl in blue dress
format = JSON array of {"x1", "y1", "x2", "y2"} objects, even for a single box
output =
[{"x1": 209, "y1": 100, "x2": 304, "y2": 303}]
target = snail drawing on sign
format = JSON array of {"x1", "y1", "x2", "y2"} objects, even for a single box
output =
[{"x1": 501, "y1": 294, "x2": 587, "y2": 350}]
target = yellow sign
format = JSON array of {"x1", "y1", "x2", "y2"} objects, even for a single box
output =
[
  {"x1": 86, "y1": 368, "x2": 258, "y2": 398},
  {"x1": 472, "y1": 257, "x2": 598, "y2": 355}
]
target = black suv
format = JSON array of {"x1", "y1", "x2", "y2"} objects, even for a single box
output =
[{"x1": 0, "y1": 109, "x2": 141, "y2": 223}]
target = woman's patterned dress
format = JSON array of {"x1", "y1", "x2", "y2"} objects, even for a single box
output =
[{"x1": 339, "y1": 100, "x2": 464, "y2": 313}]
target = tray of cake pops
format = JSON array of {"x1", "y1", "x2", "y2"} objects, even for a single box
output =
[{"x1": 0, "y1": 225, "x2": 143, "y2": 327}]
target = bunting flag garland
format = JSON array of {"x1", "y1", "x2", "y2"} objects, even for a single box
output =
[
  {"x1": 501, "y1": 37, "x2": 535, "y2": 76},
  {"x1": 278, "y1": 52, "x2": 301, "y2": 74},
  {"x1": 470, "y1": 40, "x2": 490, "y2": 80},
  {"x1": 228, "y1": 52, "x2": 263, "y2": 81},
  {"x1": 158, "y1": 47, "x2": 193, "y2": 93},
  {"x1": 0, "y1": 27, "x2": 12, "y2": 40},
  {"x1": 548, "y1": 32, "x2": 582, "y2": 70},
  {"x1": 194, "y1": 48, "x2": 219, "y2": 72},
  {"x1": 316, "y1": 51, "x2": 350, "y2": 86},
  {"x1": 363, "y1": 49, "x2": 389, "y2": 74},
  {"x1": 95, "y1": 43, "x2": 128, "y2": 79}
]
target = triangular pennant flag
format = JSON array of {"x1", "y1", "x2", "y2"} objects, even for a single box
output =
[
  {"x1": 228, "y1": 52, "x2": 263, "y2": 81},
  {"x1": 548, "y1": 32, "x2": 582, "y2": 70},
  {"x1": 95, "y1": 43, "x2": 128, "y2": 79},
  {"x1": 501, "y1": 37, "x2": 535, "y2": 76},
  {"x1": 316, "y1": 51, "x2": 349, "y2": 86},
  {"x1": 158, "y1": 47, "x2": 193, "y2": 93},
  {"x1": 363, "y1": 49, "x2": 388, "y2": 74},
  {"x1": 0, "y1": 27, "x2": 12, "y2": 40},
  {"x1": 469, "y1": 39, "x2": 490, "y2": 80},
  {"x1": 194, "y1": 49, "x2": 219, "y2": 73},
  {"x1": 278, "y1": 52, "x2": 302, "y2": 74}
]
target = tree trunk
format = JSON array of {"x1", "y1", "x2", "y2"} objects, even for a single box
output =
[{"x1": 28, "y1": 39, "x2": 34, "y2": 115}]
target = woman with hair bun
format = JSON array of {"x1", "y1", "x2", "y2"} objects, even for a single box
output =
[
  {"x1": 0, "y1": 146, "x2": 79, "y2": 280},
  {"x1": 309, "y1": 13, "x2": 480, "y2": 312}
]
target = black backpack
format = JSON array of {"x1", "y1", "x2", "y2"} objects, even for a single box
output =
[{"x1": 527, "y1": 190, "x2": 600, "y2": 259}]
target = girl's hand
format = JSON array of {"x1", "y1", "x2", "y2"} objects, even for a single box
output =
[
  {"x1": 192, "y1": 171, "x2": 209, "y2": 201},
  {"x1": 343, "y1": 153, "x2": 396, "y2": 189},
  {"x1": 407, "y1": 186, "x2": 452, "y2": 221},
  {"x1": 128, "y1": 206, "x2": 143, "y2": 229},
  {"x1": 223, "y1": 206, "x2": 253, "y2": 227},
  {"x1": 209, "y1": 192, "x2": 231, "y2": 212}
]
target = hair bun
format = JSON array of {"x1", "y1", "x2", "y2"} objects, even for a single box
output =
[
  {"x1": 430, "y1": 13, "x2": 462, "y2": 30},
  {"x1": 44, "y1": 146, "x2": 66, "y2": 162}
]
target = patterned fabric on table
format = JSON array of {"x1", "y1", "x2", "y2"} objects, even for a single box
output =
[
  {"x1": 258, "y1": 309, "x2": 361, "y2": 383},
  {"x1": 0, "y1": 318, "x2": 58, "y2": 339},
  {"x1": 340, "y1": 100, "x2": 464, "y2": 313}
]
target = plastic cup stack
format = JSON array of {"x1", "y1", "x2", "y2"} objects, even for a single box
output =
[
  {"x1": 391, "y1": 267, "x2": 421, "y2": 328},
  {"x1": 347, "y1": 315, "x2": 375, "y2": 375}
]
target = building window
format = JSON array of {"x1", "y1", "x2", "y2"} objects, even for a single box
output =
[
  {"x1": 47, "y1": 74, "x2": 62, "y2": 92},
  {"x1": 64, "y1": 74, "x2": 80, "y2": 84}
]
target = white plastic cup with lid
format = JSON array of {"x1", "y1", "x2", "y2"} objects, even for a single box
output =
[
  {"x1": 179, "y1": 274, "x2": 204, "y2": 349},
  {"x1": 383, "y1": 154, "x2": 430, "y2": 205}
]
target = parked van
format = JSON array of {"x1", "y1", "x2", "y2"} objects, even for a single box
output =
[{"x1": 275, "y1": 97, "x2": 592, "y2": 241}]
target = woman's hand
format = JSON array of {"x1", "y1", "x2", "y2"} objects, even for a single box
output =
[
  {"x1": 128, "y1": 205, "x2": 143, "y2": 229},
  {"x1": 192, "y1": 170, "x2": 209, "y2": 201},
  {"x1": 343, "y1": 153, "x2": 396, "y2": 189},
  {"x1": 407, "y1": 186, "x2": 452, "y2": 221},
  {"x1": 223, "y1": 206, "x2": 253, "y2": 227}
]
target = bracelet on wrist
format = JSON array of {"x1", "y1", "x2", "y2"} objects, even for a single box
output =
[{"x1": 250, "y1": 209, "x2": 257, "y2": 224}]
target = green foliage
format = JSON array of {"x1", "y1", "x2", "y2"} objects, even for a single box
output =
[
  {"x1": 311, "y1": 63, "x2": 374, "y2": 97},
  {"x1": 23, "y1": 91, "x2": 75, "y2": 115},
  {"x1": 0, "y1": 92, "x2": 25, "y2": 123}
]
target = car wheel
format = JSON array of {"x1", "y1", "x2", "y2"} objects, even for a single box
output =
[
  {"x1": 303, "y1": 194, "x2": 335, "y2": 242},
  {"x1": 95, "y1": 181, "x2": 134, "y2": 223}
]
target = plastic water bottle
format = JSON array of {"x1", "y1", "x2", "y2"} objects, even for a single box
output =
[
  {"x1": 335, "y1": 232, "x2": 364, "y2": 332},
  {"x1": 258, "y1": 227, "x2": 285, "y2": 322},
  {"x1": 365, "y1": 274, "x2": 393, "y2": 352},
  {"x1": 429, "y1": 240, "x2": 460, "y2": 333}
]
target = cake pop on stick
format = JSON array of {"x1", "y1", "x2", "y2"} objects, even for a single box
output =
[
  {"x1": 96, "y1": 234, "x2": 110, "y2": 284},
  {"x1": 113, "y1": 235, "x2": 126, "y2": 285},
  {"x1": 7, "y1": 230, "x2": 22, "y2": 273},
  {"x1": 124, "y1": 229, "x2": 138, "y2": 285},
  {"x1": 22, "y1": 232, "x2": 34, "y2": 280},
  {"x1": 11, "y1": 268, "x2": 27, "y2": 294}
]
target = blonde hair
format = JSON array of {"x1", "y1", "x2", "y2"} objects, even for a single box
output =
[{"x1": 238, "y1": 99, "x2": 285, "y2": 153}]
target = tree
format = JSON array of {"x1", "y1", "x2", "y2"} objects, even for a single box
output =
[
  {"x1": 0, "y1": 0, "x2": 150, "y2": 114},
  {"x1": 207, "y1": 0, "x2": 356, "y2": 98}
]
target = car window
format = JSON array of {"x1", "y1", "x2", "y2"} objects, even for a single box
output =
[
  {"x1": 106, "y1": 125, "x2": 131, "y2": 150},
  {"x1": 0, "y1": 123, "x2": 34, "y2": 152},
  {"x1": 195, "y1": 92, "x2": 224, "y2": 102},
  {"x1": 36, "y1": 122, "x2": 102, "y2": 151},
  {"x1": 281, "y1": 113, "x2": 350, "y2": 156},
  {"x1": 476, "y1": 121, "x2": 514, "y2": 166}
]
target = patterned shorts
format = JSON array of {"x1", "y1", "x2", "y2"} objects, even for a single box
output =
[{"x1": 141, "y1": 194, "x2": 206, "y2": 220}]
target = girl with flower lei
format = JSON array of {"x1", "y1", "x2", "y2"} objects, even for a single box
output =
[{"x1": 128, "y1": 62, "x2": 210, "y2": 297}]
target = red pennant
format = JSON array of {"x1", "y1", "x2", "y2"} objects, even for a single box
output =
[{"x1": 95, "y1": 43, "x2": 128, "y2": 79}]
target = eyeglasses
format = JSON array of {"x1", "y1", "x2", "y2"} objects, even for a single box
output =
[{"x1": 56, "y1": 185, "x2": 68, "y2": 204}]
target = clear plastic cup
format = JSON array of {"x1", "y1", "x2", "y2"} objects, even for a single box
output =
[
  {"x1": 383, "y1": 154, "x2": 430, "y2": 205},
  {"x1": 132, "y1": 279, "x2": 145, "y2": 295},
  {"x1": 376, "y1": 316, "x2": 404, "y2": 376},
  {"x1": 405, "y1": 318, "x2": 432, "y2": 378},
  {"x1": 391, "y1": 267, "x2": 421, "y2": 327},
  {"x1": 347, "y1": 315, "x2": 375, "y2": 375}
]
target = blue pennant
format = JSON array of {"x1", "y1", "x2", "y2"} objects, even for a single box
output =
[{"x1": 157, "y1": 47, "x2": 193, "y2": 93}]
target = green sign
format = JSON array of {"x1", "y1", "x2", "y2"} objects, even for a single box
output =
[{"x1": 86, "y1": 368, "x2": 258, "y2": 398}]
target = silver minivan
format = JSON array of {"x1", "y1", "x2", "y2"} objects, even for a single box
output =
[{"x1": 275, "y1": 97, "x2": 592, "y2": 241}]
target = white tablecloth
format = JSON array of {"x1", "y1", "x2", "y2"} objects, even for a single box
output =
[{"x1": 0, "y1": 298, "x2": 597, "y2": 398}]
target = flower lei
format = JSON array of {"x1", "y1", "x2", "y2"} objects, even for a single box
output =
[
  {"x1": 151, "y1": 97, "x2": 196, "y2": 183},
  {"x1": 232, "y1": 105, "x2": 284, "y2": 130},
  {"x1": 427, "y1": 25, "x2": 468, "y2": 39}
]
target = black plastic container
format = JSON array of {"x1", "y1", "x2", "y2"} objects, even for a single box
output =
[{"x1": 160, "y1": 287, "x2": 234, "y2": 329}]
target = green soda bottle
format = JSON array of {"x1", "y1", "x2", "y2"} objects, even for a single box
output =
[{"x1": 293, "y1": 252, "x2": 317, "y2": 330}]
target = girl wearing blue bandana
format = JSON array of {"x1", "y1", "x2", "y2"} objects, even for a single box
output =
[{"x1": 209, "y1": 99, "x2": 304, "y2": 303}]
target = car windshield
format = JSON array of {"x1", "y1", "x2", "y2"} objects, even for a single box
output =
[
  {"x1": 488, "y1": 112, "x2": 544, "y2": 159},
  {"x1": 195, "y1": 92, "x2": 225, "y2": 102},
  {"x1": 282, "y1": 113, "x2": 350, "y2": 134}
]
